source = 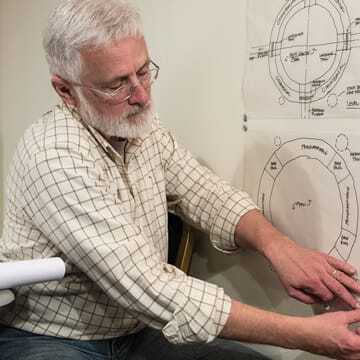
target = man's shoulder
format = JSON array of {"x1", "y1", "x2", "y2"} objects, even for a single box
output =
[
  {"x1": 149, "y1": 118, "x2": 175, "y2": 150},
  {"x1": 20, "y1": 104, "x2": 94, "y2": 160}
]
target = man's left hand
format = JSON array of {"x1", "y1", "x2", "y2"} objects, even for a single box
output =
[{"x1": 268, "y1": 238, "x2": 360, "y2": 308}]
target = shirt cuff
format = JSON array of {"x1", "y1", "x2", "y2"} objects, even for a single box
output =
[
  {"x1": 210, "y1": 191, "x2": 258, "y2": 253},
  {"x1": 162, "y1": 278, "x2": 232, "y2": 344}
]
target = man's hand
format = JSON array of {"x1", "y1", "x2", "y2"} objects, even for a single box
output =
[
  {"x1": 221, "y1": 300, "x2": 360, "y2": 360},
  {"x1": 267, "y1": 238, "x2": 360, "y2": 308},
  {"x1": 302, "y1": 310, "x2": 360, "y2": 359},
  {"x1": 235, "y1": 209, "x2": 360, "y2": 308}
]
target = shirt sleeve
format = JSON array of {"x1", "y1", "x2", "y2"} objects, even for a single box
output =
[
  {"x1": 22, "y1": 145, "x2": 231, "y2": 344},
  {"x1": 159, "y1": 129, "x2": 259, "y2": 253}
]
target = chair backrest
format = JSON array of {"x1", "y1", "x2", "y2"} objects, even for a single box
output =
[{"x1": 167, "y1": 213, "x2": 194, "y2": 274}]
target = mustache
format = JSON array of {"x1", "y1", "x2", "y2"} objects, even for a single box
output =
[
  {"x1": 125, "y1": 102, "x2": 152, "y2": 117},
  {"x1": 127, "y1": 101, "x2": 151, "y2": 115}
]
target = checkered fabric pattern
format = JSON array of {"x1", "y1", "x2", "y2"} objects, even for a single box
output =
[{"x1": 0, "y1": 104, "x2": 257, "y2": 343}]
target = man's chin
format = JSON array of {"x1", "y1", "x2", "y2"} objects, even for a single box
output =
[
  {"x1": 96, "y1": 113, "x2": 153, "y2": 139},
  {"x1": 77, "y1": 99, "x2": 154, "y2": 139}
]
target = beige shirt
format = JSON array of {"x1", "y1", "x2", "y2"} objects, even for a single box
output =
[{"x1": 0, "y1": 104, "x2": 257, "y2": 343}]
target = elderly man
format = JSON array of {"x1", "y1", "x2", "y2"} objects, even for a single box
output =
[{"x1": 1, "y1": 0, "x2": 360, "y2": 359}]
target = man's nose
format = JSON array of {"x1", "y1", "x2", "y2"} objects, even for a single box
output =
[{"x1": 127, "y1": 81, "x2": 150, "y2": 107}]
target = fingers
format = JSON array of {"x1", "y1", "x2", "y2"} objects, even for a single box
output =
[
  {"x1": 332, "y1": 269, "x2": 360, "y2": 295},
  {"x1": 288, "y1": 287, "x2": 318, "y2": 304},
  {"x1": 301, "y1": 282, "x2": 334, "y2": 303},
  {"x1": 324, "y1": 274, "x2": 360, "y2": 309},
  {"x1": 325, "y1": 256, "x2": 360, "y2": 308},
  {"x1": 327, "y1": 255, "x2": 358, "y2": 276},
  {"x1": 345, "y1": 309, "x2": 360, "y2": 325}
]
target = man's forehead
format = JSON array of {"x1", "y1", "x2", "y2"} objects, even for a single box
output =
[{"x1": 80, "y1": 37, "x2": 149, "y2": 82}]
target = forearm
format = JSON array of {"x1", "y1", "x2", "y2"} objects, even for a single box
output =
[
  {"x1": 234, "y1": 209, "x2": 360, "y2": 308},
  {"x1": 234, "y1": 209, "x2": 292, "y2": 258},
  {"x1": 221, "y1": 300, "x2": 360, "y2": 359},
  {"x1": 220, "y1": 299, "x2": 307, "y2": 350}
]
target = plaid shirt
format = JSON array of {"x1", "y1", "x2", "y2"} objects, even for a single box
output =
[{"x1": 0, "y1": 104, "x2": 257, "y2": 343}]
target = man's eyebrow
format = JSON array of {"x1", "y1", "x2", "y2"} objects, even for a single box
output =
[
  {"x1": 136, "y1": 59, "x2": 151, "y2": 72},
  {"x1": 103, "y1": 59, "x2": 150, "y2": 87}
]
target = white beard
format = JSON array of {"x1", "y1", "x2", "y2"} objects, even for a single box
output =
[{"x1": 76, "y1": 91, "x2": 154, "y2": 139}]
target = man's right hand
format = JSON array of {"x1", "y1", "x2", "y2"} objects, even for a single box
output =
[
  {"x1": 220, "y1": 300, "x2": 360, "y2": 359},
  {"x1": 301, "y1": 310, "x2": 360, "y2": 359}
]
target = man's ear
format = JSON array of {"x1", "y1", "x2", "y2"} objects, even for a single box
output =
[{"x1": 51, "y1": 75, "x2": 77, "y2": 107}]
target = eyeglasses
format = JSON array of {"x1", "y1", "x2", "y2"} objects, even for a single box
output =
[{"x1": 69, "y1": 60, "x2": 160, "y2": 103}]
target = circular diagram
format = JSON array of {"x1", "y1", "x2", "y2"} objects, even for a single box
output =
[
  {"x1": 257, "y1": 138, "x2": 358, "y2": 261},
  {"x1": 269, "y1": 0, "x2": 351, "y2": 105}
]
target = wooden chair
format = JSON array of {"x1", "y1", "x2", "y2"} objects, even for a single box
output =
[{"x1": 167, "y1": 212, "x2": 194, "y2": 274}]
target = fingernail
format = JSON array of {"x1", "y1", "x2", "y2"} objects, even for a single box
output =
[
  {"x1": 349, "y1": 266, "x2": 357, "y2": 274},
  {"x1": 356, "y1": 302, "x2": 360, "y2": 309}
]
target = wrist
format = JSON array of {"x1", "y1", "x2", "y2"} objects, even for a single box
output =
[
  {"x1": 221, "y1": 300, "x2": 309, "y2": 350},
  {"x1": 261, "y1": 232, "x2": 295, "y2": 262},
  {"x1": 234, "y1": 210, "x2": 292, "y2": 258}
]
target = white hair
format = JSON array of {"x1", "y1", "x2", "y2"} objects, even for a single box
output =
[{"x1": 43, "y1": 0, "x2": 143, "y2": 81}]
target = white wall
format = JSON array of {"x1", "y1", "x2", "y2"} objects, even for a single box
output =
[
  {"x1": 0, "y1": 1, "x2": 326, "y2": 359},
  {"x1": 0, "y1": 0, "x2": 58, "y2": 224}
]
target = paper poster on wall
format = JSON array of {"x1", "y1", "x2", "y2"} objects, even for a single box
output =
[
  {"x1": 244, "y1": 0, "x2": 360, "y2": 119},
  {"x1": 244, "y1": 131, "x2": 360, "y2": 268}
]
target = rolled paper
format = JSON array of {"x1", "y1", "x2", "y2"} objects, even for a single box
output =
[{"x1": 0, "y1": 258, "x2": 66, "y2": 290}]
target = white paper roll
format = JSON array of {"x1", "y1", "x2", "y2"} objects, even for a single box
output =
[{"x1": 0, "y1": 258, "x2": 66, "y2": 290}]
